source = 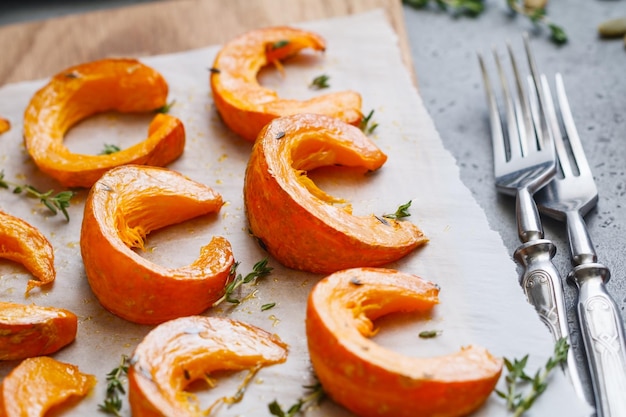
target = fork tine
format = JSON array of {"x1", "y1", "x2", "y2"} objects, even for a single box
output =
[
  {"x1": 555, "y1": 73, "x2": 592, "y2": 177},
  {"x1": 506, "y1": 43, "x2": 532, "y2": 156},
  {"x1": 523, "y1": 34, "x2": 551, "y2": 151},
  {"x1": 539, "y1": 74, "x2": 575, "y2": 177},
  {"x1": 477, "y1": 53, "x2": 507, "y2": 170},
  {"x1": 493, "y1": 48, "x2": 523, "y2": 160}
]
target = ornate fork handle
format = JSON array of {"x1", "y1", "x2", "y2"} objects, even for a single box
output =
[
  {"x1": 567, "y1": 212, "x2": 626, "y2": 417},
  {"x1": 514, "y1": 239, "x2": 569, "y2": 339}
]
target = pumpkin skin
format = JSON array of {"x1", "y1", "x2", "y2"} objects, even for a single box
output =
[
  {"x1": 128, "y1": 315, "x2": 288, "y2": 417},
  {"x1": 23, "y1": 58, "x2": 185, "y2": 188},
  {"x1": 244, "y1": 113, "x2": 427, "y2": 274},
  {"x1": 0, "y1": 356, "x2": 96, "y2": 417},
  {"x1": 0, "y1": 302, "x2": 77, "y2": 361},
  {"x1": 306, "y1": 267, "x2": 503, "y2": 417},
  {"x1": 210, "y1": 26, "x2": 362, "y2": 142},
  {"x1": 0, "y1": 211, "x2": 55, "y2": 294},
  {"x1": 80, "y1": 165, "x2": 234, "y2": 324}
]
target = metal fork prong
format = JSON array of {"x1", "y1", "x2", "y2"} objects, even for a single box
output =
[
  {"x1": 523, "y1": 33, "x2": 550, "y2": 151},
  {"x1": 478, "y1": 53, "x2": 507, "y2": 171},
  {"x1": 540, "y1": 74, "x2": 575, "y2": 177},
  {"x1": 507, "y1": 42, "x2": 531, "y2": 156},
  {"x1": 556, "y1": 73, "x2": 592, "y2": 178},
  {"x1": 493, "y1": 48, "x2": 523, "y2": 161}
]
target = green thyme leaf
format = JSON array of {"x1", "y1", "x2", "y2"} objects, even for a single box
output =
[
  {"x1": 418, "y1": 330, "x2": 442, "y2": 338},
  {"x1": 383, "y1": 200, "x2": 412, "y2": 220},
  {"x1": 261, "y1": 302, "x2": 276, "y2": 311},
  {"x1": 157, "y1": 100, "x2": 176, "y2": 114},
  {"x1": 309, "y1": 74, "x2": 330, "y2": 90},
  {"x1": 100, "y1": 144, "x2": 121, "y2": 155}
]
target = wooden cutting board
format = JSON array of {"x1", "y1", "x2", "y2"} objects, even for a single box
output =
[{"x1": 0, "y1": 0, "x2": 412, "y2": 85}]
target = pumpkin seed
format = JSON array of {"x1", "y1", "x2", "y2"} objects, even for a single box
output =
[{"x1": 598, "y1": 17, "x2": 626, "y2": 38}]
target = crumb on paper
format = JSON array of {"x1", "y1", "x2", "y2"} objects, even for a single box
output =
[{"x1": 0, "y1": 117, "x2": 9, "y2": 134}]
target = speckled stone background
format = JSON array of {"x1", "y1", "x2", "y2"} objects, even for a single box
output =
[{"x1": 2, "y1": 0, "x2": 625, "y2": 408}]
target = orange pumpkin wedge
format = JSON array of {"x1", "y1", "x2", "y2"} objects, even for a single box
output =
[
  {"x1": 0, "y1": 302, "x2": 77, "y2": 361},
  {"x1": 210, "y1": 26, "x2": 362, "y2": 142},
  {"x1": 0, "y1": 356, "x2": 96, "y2": 417},
  {"x1": 128, "y1": 315, "x2": 288, "y2": 416},
  {"x1": 80, "y1": 165, "x2": 234, "y2": 324},
  {"x1": 306, "y1": 267, "x2": 503, "y2": 417},
  {"x1": 0, "y1": 210, "x2": 55, "y2": 294},
  {"x1": 244, "y1": 113, "x2": 427, "y2": 274},
  {"x1": 23, "y1": 58, "x2": 185, "y2": 188}
]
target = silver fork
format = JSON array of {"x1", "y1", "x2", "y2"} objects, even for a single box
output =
[
  {"x1": 536, "y1": 73, "x2": 626, "y2": 417},
  {"x1": 478, "y1": 36, "x2": 589, "y2": 406}
]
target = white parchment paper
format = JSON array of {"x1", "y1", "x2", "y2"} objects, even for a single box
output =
[{"x1": 0, "y1": 9, "x2": 591, "y2": 417}]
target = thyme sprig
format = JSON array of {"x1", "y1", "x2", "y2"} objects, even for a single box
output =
[
  {"x1": 496, "y1": 337, "x2": 569, "y2": 416},
  {"x1": 359, "y1": 109, "x2": 378, "y2": 135},
  {"x1": 212, "y1": 258, "x2": 273, "y2": 306},
  {"x1": 98, "y1": 354, "x2": 130, "y2": 417},
  {"x1": 269, "y1": 381, "x2": 326, "y2": 417},
  {"x1": 0, "y1": 170, "x2": 74, "y2": 221},
  {"x1": 309, "y1": 74, "x2": 330, "y2": 90},
  {"x1": 383, "y1": 200, "x2": 412, "y2": 220}
]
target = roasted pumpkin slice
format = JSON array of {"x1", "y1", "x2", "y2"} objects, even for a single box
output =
[
  {"x1": 210, "y1": 26, "x2": 362, "y2": 142},
  {"x1": 306, "y1": 268, "x2": 503, "y2": 417},
  {"x1": 244, "y1": 113, "x2": 427, "y2": 273},
  {"x1": 80, "y1": 165, "x2": 234, "y2": 324},
  {"x1": 23, "y1": 58, "x2": 185, "y2": 188},
  {"x1": 0, "y1": 302, "x2": 77, "y2": 361},
  {"x1": 128, "y1": 315, "x2": 288, "y2": 416},
  {"x1": 0, "y1": 356, "x2": 96, "y2": 417},
  {"x1": 0, "y1": 211, "x2": 55, "y2": 294}
]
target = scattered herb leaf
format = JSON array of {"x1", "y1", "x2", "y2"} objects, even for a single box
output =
[
  {"x1": 496, "y1": 337, "x2": 569, "y2": 416},
  {"x1": 359, "y1": 109, "x2": 378, "y2": 135},
  {"x1": 98, "y1": 354, "x2": 129, "y2": 416},
  {"x1": 0, "y1": 171, "x2": 74, "y2": 221},
  {"x1": 261, "y1": 302, "x2": 276, "y2": 311},
  {"x1": 213, "y1": 258, "x2": 273, "y2": 306},
  {"x1": 309, "y1": 74, "x2": 330, "y2": 90},
  {"x1": 271, "y1": 40, "x2": 290, "y2": 50},
  {"x1": 100, "y1": 144, "x2": 121, "y2": 155},
  {"x1": 383, "y1": 200, "x2": 412, "y2": 220},
  {"x1": 419, "y1": 330, "x2": 442, "y2": 338},
  {"x1": 157, "y1": 100, "x2": 176, "y2": 114},
  {"x1": 269, "y1": 381, "x2": 326, "y2": 417}
]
